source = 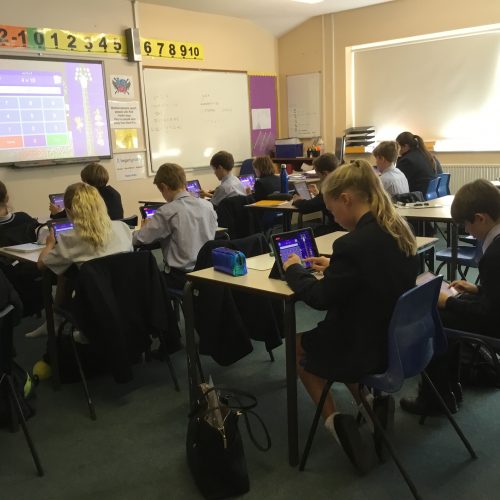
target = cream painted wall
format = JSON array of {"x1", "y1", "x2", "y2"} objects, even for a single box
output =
[
  {"x1": 0, "y1": 1, "x2": 278, "y2": 218},
  {"x1": 278, "y1": 0, "x2": 500, "y2": 164}
]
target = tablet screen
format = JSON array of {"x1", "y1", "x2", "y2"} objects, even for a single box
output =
[
  {"x1": 140, "y1": 206, "x2": 158, "y2": 219},
  {"x1": 293, "y1": 181, "x2": 311, "y2": 200},
  {"x1": 49, "y1": 193, "x2": 65, "y2": 209},
  {"x1": 186, "y1": 180, "x2": 202, "y2": 197},
  {"x1": 416, "y1": 271, "x2": 459, "y2": 297},
  {"x1": 271, "y1": 228, "x2": 319, "y2": 277},
  {"x1": 238, "y1": 174, "x2": 255, "y2": 191},
  {"x1": 50, "y1": 220, "x2": 74, "y2": 239}
]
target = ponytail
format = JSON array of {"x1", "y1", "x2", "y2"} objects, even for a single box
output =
[
  {"x1": 396, "y1": 131, "x2": 436, "y2": 172},
  {"x1": 322, "y1": 160, "x2": 417, "y2": 257}
]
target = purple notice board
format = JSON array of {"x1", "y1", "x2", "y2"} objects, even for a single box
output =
[{"x1": 249, "y1": 75, "x2": 277, "y2": 157}]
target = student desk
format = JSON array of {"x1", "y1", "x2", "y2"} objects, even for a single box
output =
[
  {"x1": 244, "y1": 201, "x2": 298, "y2": 231},
  {"x1": 0, "y1": 246, "x2": 61, "y2": 389},
  {"x1": 183, "y1": 234, "x2": 439, "y2": 467},
  {"x1": 395, "y1": 196, "x2": 457, "y2": 279}
]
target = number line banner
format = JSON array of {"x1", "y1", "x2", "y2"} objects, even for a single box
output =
[{"x1": 0, "y1": 24, "x2": 203, "y2": 60}]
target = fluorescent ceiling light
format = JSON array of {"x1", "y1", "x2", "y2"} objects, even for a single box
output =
[{"x1": 292, "y1": 0, "x2": 324, "y2": 4}]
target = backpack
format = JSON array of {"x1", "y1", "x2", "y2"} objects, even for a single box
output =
[
  {"x1": 0, "y1": 361, "x2": 36, "y2": 428},
  {"x1": 460, "y1": 342, "x2": 500, "y2": 388}
]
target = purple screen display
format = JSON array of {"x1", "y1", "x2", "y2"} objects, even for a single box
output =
[
  {"x1": 0, "y1": 59, "x2": 111, "y2": 165},
  {"x1": 275, "y1": 230, "x2": 316, "y2": 269},
  {"x1": 238, "y1": 175, "x2": 255, "y2": 190}
]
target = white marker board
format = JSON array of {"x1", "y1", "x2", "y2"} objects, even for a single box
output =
[
  {"x1": 143, "y1": 68, "x2": 252, "y2": 170},
  {"x1": 287, "y1": 72, "x2": 321, "y2": 138}
]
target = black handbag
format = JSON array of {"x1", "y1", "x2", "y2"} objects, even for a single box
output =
[{"x1": 186, "y1": 383, "x2": 271, "y2": 500}]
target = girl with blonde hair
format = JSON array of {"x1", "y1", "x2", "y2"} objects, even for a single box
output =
[
  {"x1": 283, "y1": 159, "x2": 417, "y2": 472},
  {"x1": 28, "y1": 183, "x2": 132, "y2": 339}
]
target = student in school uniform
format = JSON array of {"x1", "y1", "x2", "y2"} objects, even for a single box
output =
[
  {"x1": 50, "y1": 162, "x2": 124, "y2": 220},
  {"x1": 200, "y1": 151, "x2": 246, "y2": 207},
  {"x1": 0, "y1": 181, "x2": 44, "y2": 319},
  {"x1": 27, "y1": 182, "x2": 133, "y2": 340},
  {"x1": 401, "y1": 179, "x2": 500, "y2": 415},
  {"x1": 133, "y1": 163, "x2": 218, "y2": 290},
  {"x1": 291, "y1": 153, "x2": 343, "y2": 235},
  {"x1": 373, "y1": 141, "x2": 409, "y2": 197},
  {"x1": 251, "y1": 156, "x2": 281, "y2": 201},
  {"x1": 283, "y1": 159, "x2": 418, "y2": 472},
  {"x1": 396, "y1": 131, "x2": 438, "y2": 195}
]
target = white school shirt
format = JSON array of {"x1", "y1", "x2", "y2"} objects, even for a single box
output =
[
  {"x1": 210, "y1": 174, "x2": 247, "y2": 207},
  {"x1": 380, "y1": 165, "x2": 410, "y2": 196}
]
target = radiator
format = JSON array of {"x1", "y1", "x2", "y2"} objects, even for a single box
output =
[{"x1": 442, "y1": 164, "x2": 500, "y2": 194}]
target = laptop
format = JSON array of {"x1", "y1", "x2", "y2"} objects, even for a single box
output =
[
  {"x1": 238, "y1": 174, "x2": 256, "y2": 191},
  {"x1": 293, "y1": 180, "x2": 311, "y2": 200},
  {"x1": 416, "y1": 271, "x2": 460, "y2": 297},
  {"x1": 140, "y1": 205, "x2": 158, "y2": 219},
  {"x1": 186, "y1": 179, "x2": 202, "y2": 198},
  {"x1": 269, "y1": 227, "x2": 320, "y2": 280},
  {"x1": 48, "y1": 193, "x2": 65, "y2": 209},
  {"x1": 48, "y1": 219, "x2": 74, "y2": 239}
]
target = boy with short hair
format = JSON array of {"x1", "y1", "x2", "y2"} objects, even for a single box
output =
[
  {"x1": 133, "y1": 163, "x2": 218, "y2": 289},
  {"x1": 401, "y1": 179, "x2": 500, "y2": 415},
  {"x1": 201, "y1": 151, "x2": 246, "y2": 207},
  {"x1": 372, "y1": 141, "x2": 409, "y2": 196}
]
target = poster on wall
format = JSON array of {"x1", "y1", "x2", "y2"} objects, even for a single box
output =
[
  {"x1": 110, "y1": 75, "x2": 135, "y2": 98},
  {"x1": 114, "y1": 152, "x2": 146, "y2": 181},
  {"x1": 249, "y1": 75, "x2": 277, "y2": 157},
  {"x1": 108, "y1": 101, "x2": 141, "y2": 129}
]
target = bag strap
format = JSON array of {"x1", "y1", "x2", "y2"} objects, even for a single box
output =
[
  {"x1": 240, "y1": 408, "x2": 272, "y2": 452},
  {"x1": 216, "y1": 387, "x2": 258, "y2": 411}
]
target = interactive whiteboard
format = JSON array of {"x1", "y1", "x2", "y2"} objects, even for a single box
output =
[{"x1": 143, "y1": 68, "x2": 251, "y2": 170}]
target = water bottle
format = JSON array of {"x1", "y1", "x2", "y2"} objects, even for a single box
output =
[{"x1": 280, "y1": 164, "x2": 288, "y2": 194}]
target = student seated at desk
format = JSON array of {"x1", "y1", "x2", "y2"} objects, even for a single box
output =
[
  {"x1": 28, "y1": 183, "x2": 133, "y2": 340},
  {"x1": 50, "y1": 162, "x2": 124, "y2": 220},
  {"x1": 283, "y1": 159, "x2": 418, "y2": 471},
  {"x1": 200, "y1": 151, "x2": 246, "y2": 207},
  {"x1": 291, "y1": 153, "x2": 343, "y2": 236},
  {"x1": 0, "y1": 181, "x2": 44, "y2": 318},
  {"x1": 251, "y1": 156, "x2": 280, "y2": 201},
  {"x1": 401, "y1": 179, "x2": 500, "y2": 416},
  {"x1": 373, "y1": 141, "x2": 409, "y2": 197},
  {"x1": 133, "y1": 163, "x2": 218, "y2": 289}
]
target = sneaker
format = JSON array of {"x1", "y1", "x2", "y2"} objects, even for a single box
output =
[
  {"x1": 72, "y1": 330, "x2": 89, "y2": 345},
  {"x1": 25, "y1": 322, "x2": 48, "y2": 338},
  {"x1": 333, "y1": 413, "x2": 376, "y2": 475}
]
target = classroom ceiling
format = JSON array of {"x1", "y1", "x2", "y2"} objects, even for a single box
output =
[{"x1": 142, "y1": 0, "x2": 396, "y2": 36}]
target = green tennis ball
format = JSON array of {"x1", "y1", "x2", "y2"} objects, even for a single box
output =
[{"x1": 33, "y1": 360, "x2": 52, "y2": 380}]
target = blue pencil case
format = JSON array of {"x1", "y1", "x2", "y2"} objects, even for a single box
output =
[{"x1": 212, "y1": 247, "x2": 247, "y2": 277}]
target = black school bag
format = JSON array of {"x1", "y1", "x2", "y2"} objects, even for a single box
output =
[{"x1": 460, "y1": 342, "x2": 500, "y2": 388}]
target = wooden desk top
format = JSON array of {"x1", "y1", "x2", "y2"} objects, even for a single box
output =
[
  {"x1": 315, "y1": 231, "x2": 438, "y2": 255},
  {"x1": 395, "y1": 195, "x2": 453, "y2": 221}
]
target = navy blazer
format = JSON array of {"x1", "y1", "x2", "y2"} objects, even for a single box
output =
[
  {"x1": 285, "y1": 212, "x2": 418, "y2": 380},
  {"x1": 397, "y1": 148, "x2": 436, "y2": 195},
  {"x1": 253, "y1": 175, "x2": 281, "y2": 201}
]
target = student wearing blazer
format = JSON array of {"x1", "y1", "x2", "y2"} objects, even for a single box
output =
[
  {"x1": 401, "y1": 179, "x2": 500, "y2": 416},
  {"x1": 251, "y1": 156, "x2": 281, "y2": 201},
  {"x1": 396, "y1": 131, "x2": 437, "y2": 195},
  {"x1": 283, "y1": 160, "x2": 418, "y2": 472}
]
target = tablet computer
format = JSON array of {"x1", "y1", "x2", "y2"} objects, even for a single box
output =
[
  {"x1": 416, "y1": 271, "x2": 460, "y2": 297},
  {"x1": 48, "y1": 193, "x2": 65, "y2": 209},
  {"x1": 293, "y1": 180, "x2": 311, "y2": 200},
  {"x1": 238, "y1": 174, "x2": 256, "y2": 191},
  {"x1": 186, "y1": 179, "x2": 202, "y2": 198},
  {"x1": 269, "y1": 227, "x2": 319, "y2": 280},
  {"x1": 48, "y1": 219, "x2": 74, "y2": 240},
  {"x1": 140, "y1": 205, "x2": 158, "y2": 219}
]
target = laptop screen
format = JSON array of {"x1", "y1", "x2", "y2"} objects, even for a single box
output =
[
  {"x1": 186, "y1": 179, "x2": 202, "y2": 197},
  {"x1": 238, "y1": 174, "x2": 255, "y2": 191},
  {"x1": 49, "y1": 193, "x2": 65, "y2": 208},
  {"x1": 293, "y1": 180, "x2": 311, "y2": 200},
  {"x1": 271, "y1": 228, "x2": 319, "y2": 278}
]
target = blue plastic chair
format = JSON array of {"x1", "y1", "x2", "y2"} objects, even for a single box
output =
[
  {"x1": 299, "y1": 277, "x2": 476, "y2": 500},
  {"x1": 425, "y1": 176, "x2": 441, "y2": 201},
  {"x1": 435, "y1": 241, "x2": 482, "y2": 282},
  {"x1": 437, "y1": 173, "x2": 451, "y2": 197},
  {"x1": 239, "y1": 158, "x2": 254, "y2": 176}
]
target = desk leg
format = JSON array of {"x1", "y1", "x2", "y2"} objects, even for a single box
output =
[
  {"x1": 183, "y1": 281, "x2": 199, "y2": 411},
  {"x1": 284, "y1": 213, "x2": 292, "y2": 232},
  {"x1": 284, "y1": 298, "x2": 299, "y2": 467},
  {"x1": 450, "y1": 223, "x2": 458, "y2": 281},
  {"x1": 43, "y1": 271, "x2": 60, "y2": 390}
]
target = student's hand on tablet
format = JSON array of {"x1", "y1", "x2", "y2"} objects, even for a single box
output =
[
  {"x1": 449, "y1": 280, "x2": 478, "y2": 294},
  {"x1": 245, "y1": 186, "x2": 252, "y2": 195},
  {"x1": 49, "y1": 203, "x2": 63, "y2": 215},
  {"x1": 292, "y1": 194, "x2": 302, "y2": 203},
  {"x1": 309, "y1": 184, "x2": 319, "y2": 196},
  {"x1": 140, "y1": 218, "x2": 149, "y2": 228},
  {"x1": 283, "y1": 253, "x2": 302, "y2": 271},
  {"x1": 200, "y1": 189, "x2": 212, "y2": 198},
  {"x1": 304, "y1": 256, "x2": 330, "y2": 272}
]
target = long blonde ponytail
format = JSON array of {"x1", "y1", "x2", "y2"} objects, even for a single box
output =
[
  {"x1": 322, "y1": 159, "x2": 417, "y2": 257},
  {"x1": 64, "y1": 182, "x2": 111, "y2": 250}
]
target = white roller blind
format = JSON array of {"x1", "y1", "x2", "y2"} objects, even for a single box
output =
[{"x1": 350, "y1": 25, "x2": 500, "y2": 151}]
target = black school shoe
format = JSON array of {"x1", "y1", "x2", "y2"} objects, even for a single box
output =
[
  {"x1": 400, "y1": 391, "x2": 458, "y2": 416},
  {"x1": 334, "y1": 414, "x2": 376, "y2": 475}
]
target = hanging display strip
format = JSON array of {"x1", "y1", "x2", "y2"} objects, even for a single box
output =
[
  {"x1": 0, "y1": 24, "x2": 204, "y2": 60},
  {"x1": 0, "y1": 24, "x2": 127, "y2": 55},
  {"x1": 140, "y1": 37, "x2": 203, "y2": 60}
]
